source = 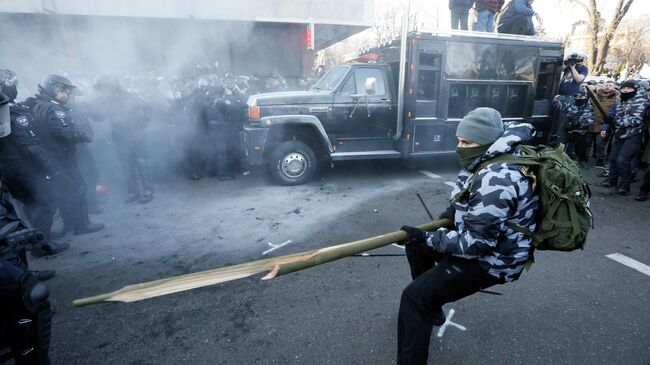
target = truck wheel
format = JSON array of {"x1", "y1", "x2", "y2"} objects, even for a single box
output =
[{"x1": 269, "y1": 141, "x2": 317, "y2": 185}]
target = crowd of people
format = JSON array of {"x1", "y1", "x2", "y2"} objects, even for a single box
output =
[
  {"x1": 1, "y1": 25, "x2": 649, "y2": 364},
  {"x1": 0, "y1": 65, "x2": 302, "y2": 363},
  {"x1": 449, "y1": 0, "x2": 541, "y2": 36},
  {"x1": 550, "y1": 52, "x2": 650, "y2": 200}
]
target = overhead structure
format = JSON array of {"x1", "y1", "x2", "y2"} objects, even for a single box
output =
[{"x1": 0, "y1": 0, "x2": 374, "y2": 80}]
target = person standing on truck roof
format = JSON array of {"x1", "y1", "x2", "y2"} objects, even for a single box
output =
[
  {"x1": 449, "y1": 0, "x2": 476, "y2": 31},
  {"x1": 395, "y1": 108, "x2": 539, "y2": 365},
  {"x1": 496, "y1": 0, "x2": 540, "y2": 36},
  {"x1": 475, "y1": 0, "x2": 504, "y2": 32}
]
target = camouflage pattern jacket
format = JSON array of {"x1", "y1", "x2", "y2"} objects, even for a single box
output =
[
  {"x1": 613, "y1": 93, "x2": 650, "y2": 139},
  {"x1": 565, "y1": 102, "x2": 595, "y2": 135},
  {"x1": 425, "y1": 123, "x2": 539, "y2": 282}
]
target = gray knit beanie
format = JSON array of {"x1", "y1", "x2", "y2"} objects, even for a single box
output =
[{"x1": 456, "y1": 107, "x2": 504, "y2": 145}]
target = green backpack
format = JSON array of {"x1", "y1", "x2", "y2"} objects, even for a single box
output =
[{"x1": 472, "y1": 144, "x2": 592, "y2": 252}]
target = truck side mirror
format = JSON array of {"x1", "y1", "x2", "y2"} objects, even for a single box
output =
[{"x1": 365, "y1": 77, "x2": 377, "y2": 95}]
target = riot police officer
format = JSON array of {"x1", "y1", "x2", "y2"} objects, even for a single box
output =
[
  {"x1": 185, "y1": 78, "x2": 213, "y2": 180},
  {"x1": 1, "y1": 91, "x2": 56, "y2": 365},
  {"x1": 93, "y1": 75, "x2": 154, "y2": 203},
  {"x1": 30, "y1": 75, "x2": 104, "y2": 236},
  {"x1": 0, "y1": 70, "x2": 70, "y2": 256},
  {"x1": 221, "y1": 80, "x2": 248, "y2": 179}
]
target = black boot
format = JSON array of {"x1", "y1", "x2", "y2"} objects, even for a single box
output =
[
  {"x1": 635, "y1": 191, "x2": 648, "y2": 201},
  {"x1": 125, "y1": 192, "x2": 139, "y2": 203},
  {"x1": 73, "y1": 202, "x2": 105, "y2": 235},
  {"x1": 600, "y1": 179, "x2": 615, "y2": 187},
  {"x1": 30, "y1": 269, "x2": 56, "y2": 281},
  {"x1": 615, "y1": 185, "x2": 630, "y2": 195},
  {"x1": 139, "y1": 190, "x2": 153, "y2": 204},
  {"x1": 31, "y1": 241, "x2": 70, "y2": 257}
]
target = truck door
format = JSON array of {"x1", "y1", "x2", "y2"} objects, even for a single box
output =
[{"x1": 332, "y1": 66, "x2": 394, "y2": 138}]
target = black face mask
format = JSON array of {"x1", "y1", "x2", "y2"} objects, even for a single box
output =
[
  {"x1": 620, "y1": 91, "x2": 636, "y2": 101},
  {"x1": 1, "y1": 85, "x2": 17, "y2": 101},
  {"x1": 456, "y1": 144, "x2": 491, "y2": 169},
  {"x1": 574, "y1": 98, "x2": 587, "y2": 106}
]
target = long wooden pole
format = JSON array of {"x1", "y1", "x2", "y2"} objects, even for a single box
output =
[{"x1": 73, "y1": 219, "x2": 450, "y2": 307}]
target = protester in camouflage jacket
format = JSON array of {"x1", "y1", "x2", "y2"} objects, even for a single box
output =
[
  {"x1": 611, "y1": 90, "x2": 649, "y2": 139},
  {"x1": 397, "y1": 109, "x2": 540, "y2": 365},
  {"x1": 602, "y1": 80, "x2": 650, "y2": 194},
  {"x1": 566, "y1": 95, "x2": 595, "y2": 135},
  {"x1": 564, "y1": 92, "x2": 595, "y2": 163},
  {"x1": 423, "y1": 121, "x2": 539, "y2": 282}
]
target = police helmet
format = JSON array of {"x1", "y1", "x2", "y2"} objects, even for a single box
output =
[
  {"x1": 0, "y1": 69, "x2": 18, "y2": 86},
  {"x1": 38, "y1": 74, "x2": 79, "y2": 97},
  {"x1": 0, "y1": 69, "x2": 19, "y2": 101}
]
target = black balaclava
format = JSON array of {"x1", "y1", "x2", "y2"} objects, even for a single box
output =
[{"x1": 619, "y1": 80, "x2": 639, "y2": 102}]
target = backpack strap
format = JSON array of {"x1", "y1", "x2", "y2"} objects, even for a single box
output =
[{"x1": 453, "y1": 152, "x2": 540, "y2": 202}]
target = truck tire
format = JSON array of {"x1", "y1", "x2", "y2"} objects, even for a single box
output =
[{"x1": 269, "y1": 141, "x2": 317, "y2": 185}]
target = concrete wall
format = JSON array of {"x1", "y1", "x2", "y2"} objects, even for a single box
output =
[{"x1": 1, "y1": 0, "x2": 374, "y2": 26}]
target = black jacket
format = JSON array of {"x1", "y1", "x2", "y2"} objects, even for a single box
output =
[
  {"x1": 30, "y1": 94, "x2": 88, "y2": 160},
  {"x1": 0, "y1": 103, "x2": 56, "y2": 176}
]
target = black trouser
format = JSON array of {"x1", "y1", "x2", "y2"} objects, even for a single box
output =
[
  {"x1": 397, "y1": 244, "x2": 502, "y2": 365},
  {"x1": 187, "y1": 129, "x2": 211, "y2": 177},
  {"x1": 608, "y1": 133, "x2": 643, "y2": 188},
  {"x1": 211, "y1": 124, "x2": 237, "y2": 178},
  {"x1": 450, "y1": 7, "x2": 469, "y2": 30},
  {"x1": 75, "y1": 143, "x2": 99, "y2": 209},
  {"x1": 1, "y1": 165, "x2": 55, "y2": 238},
  {"x1": 640, "y1": 166, "x2": 650, "y2": 193},
  {"x1": 114, "y1": 136, "x2": 153, "y2": 198},
  {"x1": 585, "y1": 131, "x2": 606, "y2": 161},
  {"x1": 567, "y1": 132, "x2": 588, "y2": 162},
  {"x1": 51, "y1": 156, "x2": 88, "y2": 231},
  {"x1": 550, "y1": 96, "x2": 572, "y2": 147}
]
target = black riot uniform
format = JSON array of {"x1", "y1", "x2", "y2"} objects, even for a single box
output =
[
  {"x1": 220, "y1": 87, "x2": 247, "y2": 178},
  {"x1": 0, "y1": 188, "x2": 54, "y2": 364},
  {"x1": 0, "y1": 102, "x2": 57, "y2": 239},
  {"x1": 92, "y1": 75, "x2": 154, "y2": 203},
  {"x1": 0, "y1": 91, "x2": 54, "y2": 365},
  {"x1": 208, "y1": 89, "x2": 232, "y2": 180},
  {"x1": 30, "y1": 75, "x2": 104, "y2": 236},
  {"x1": 0, "y1": 259, "x2": 53, "y2": 365},
  {"x1": 185, "y1": 81, "x2": 214, "y2": 180}
]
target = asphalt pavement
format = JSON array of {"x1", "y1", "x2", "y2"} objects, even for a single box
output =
[{"x1": 31, "y1": 157, "x2": 650, "y2": 365}]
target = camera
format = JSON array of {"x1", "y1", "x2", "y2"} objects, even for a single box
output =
[{"x1": 564, "y1": 53, "x2": 583, "y2": 67}]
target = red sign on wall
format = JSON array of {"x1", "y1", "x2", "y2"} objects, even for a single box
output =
[{"x1": 305, "y1": 23, "x2": 315, "y2": 50}]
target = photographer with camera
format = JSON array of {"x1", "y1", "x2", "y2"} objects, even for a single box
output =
[
  {"x1": 559, "y1": 52, "x2": 589, "y2": 97},
  {"x1": 550, "y1": 52, "x2": 590, "y2": 147}
]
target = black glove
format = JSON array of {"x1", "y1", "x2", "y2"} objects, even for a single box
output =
[
  {"x1": 438, "y1": 205, "x2": 455, "y2": 221},
  {"x1": 399, "y1": 225, "x2": 427, "y2": 245}
]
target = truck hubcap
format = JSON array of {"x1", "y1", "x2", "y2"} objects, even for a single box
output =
[{"x1": 281, "y1": 152, "x2": 307, "y2": 178}]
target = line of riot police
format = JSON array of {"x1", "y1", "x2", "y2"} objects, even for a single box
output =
[{"x1": 183, "y1": 75, "x2": 248, "y2": 181}]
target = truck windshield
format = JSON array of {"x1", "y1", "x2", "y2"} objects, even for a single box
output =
[{"x1": 311, "y1": 66, "x2": 349, "y2": 92}]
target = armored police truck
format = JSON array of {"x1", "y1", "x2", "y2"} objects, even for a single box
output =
[{"x1": 241, "y1": 31, "x2": 564, "y2": 185}]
